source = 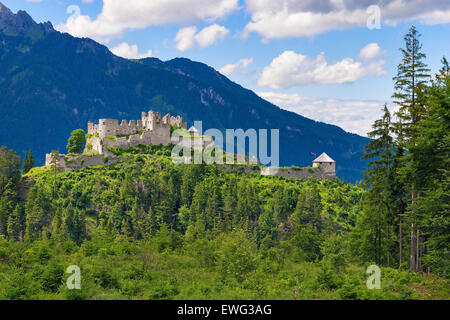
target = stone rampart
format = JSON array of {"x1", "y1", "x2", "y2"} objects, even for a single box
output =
[
  {"x1": 218, "y1": 163, "x2": 335, "y2": 180},
  {"x1": 45, "y1": 153, "x2": 127, "y2": 171}
]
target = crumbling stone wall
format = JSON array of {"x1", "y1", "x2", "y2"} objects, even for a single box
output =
[
  {"x1": 171, "y1": 135, "x2": 214, "y2": 150},
  {"x1": 86, "y1": 110, "x2": 186, "y2": 154},
  {"x1": 218, "y1": 163, "x2": 335, "y2": 180},
  {"x1": 45, "y1": 153, "x2": 127, "y2": 171}
]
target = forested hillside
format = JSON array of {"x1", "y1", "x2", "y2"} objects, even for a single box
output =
[
  {"x1": 0, "y1": 5, "x2": 448, "y2": 300},
  {"x1": 0, "y1": 145, "x2": 448, "y2": 300}
]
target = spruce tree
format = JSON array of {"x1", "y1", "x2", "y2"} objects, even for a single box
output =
[
  {"x1": 7, "y1": 205, "x2": 21, "y2": 240},
  {"x1": 222, "y1": 180, "x2": 236, "y2": 231},
  {"x1": 362, "y1": 105, "x2": 397, "y2": 266},
  {"x1": 392, "y1": 26, "x2": 430, "y2": 271},
  {"x1": 410, "y1": 60, "x2": 450, "y2": 275},
  {"x1": 22, "y1": 150, "x2": 35, "y2": 174},
  {"x1": 393, "y1": 26, "x2": 430, "y2": 140}
]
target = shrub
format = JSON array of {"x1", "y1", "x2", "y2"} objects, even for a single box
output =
[
  {"x1": 120, "y1": 279, "x2": 144, "y2": 297},
  {"x1": 65, "y1": 157, "x2": 74, "y2": 164},
  {"x1": 217, "y1": 230, "x2": 257, "y2": 282},
  {"x1": 41, "y1": 262, "x2": 64, "y2": 293},
  {"x1": 148, "y1": 279, "x2": 179, "y2": 300},
  {"x1": 90, "y1": 265, "x2": 119, "y2": 289},
  {"x1": 81, "y1": 241, "x2": 98, "y2": 256},
  {"x1": 316, "y1": 262, "x2": 342, "y2": 290},
  {"x1": 3, "y1": 268, "x2": 33, "y2": 300}
]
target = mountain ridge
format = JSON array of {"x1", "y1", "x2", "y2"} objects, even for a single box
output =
[{"x1": 0, "y1": 3, "x2": 369, "y2": 182}]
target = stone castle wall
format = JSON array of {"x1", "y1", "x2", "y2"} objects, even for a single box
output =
[
  {"x1": 88, "y1": 110, "x2": 187, "y2": 140},
  {"x1": 218, "y1": 164, "x2": 335, "y2": 180},
  {"x1": 313, "y1": 161, "x2": 335, "y2": 174},
  {"x1": 171, "y1": 135, "x2": 214, "y2": 150},
  {"x1": 45, "y1": 153, "x2": 126, "y2": 171},
  {"x1": 86, "y1": 110, "x2": 188, "y2": 154},
  {"x1": 260, "y1": 165, "x2": 335, "y2": 180},
  {"x1": 92, "y1": 119, "x2": 143, "y2": 139},
  {"x1": 141, "y1": 111, "x2": 187, "y2": 131},
  {"x1": 45, "y1": 151, "x2": 335, "y2": 181}
]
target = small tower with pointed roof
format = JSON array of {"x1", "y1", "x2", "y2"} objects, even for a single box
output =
[
  {"x1": 188, "y1": 126, "x2": 199, "y2": 135},
  {"x1": 312, "y1": 152, "x2": 336, "y2": 176}
]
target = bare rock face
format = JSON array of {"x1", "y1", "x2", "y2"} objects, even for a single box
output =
[
  {"x1": 0, "y1": 2, "x2": 14, "y2": 25},
  {"x1": 0, "y1": 1, "x2": 53, "y2": 35},
  {"x1": 41, "y1": 21, "x2": 54, "y2": 33},
  {"x1": 0, "y1": 3, "x2": 35, "y2": 33}
]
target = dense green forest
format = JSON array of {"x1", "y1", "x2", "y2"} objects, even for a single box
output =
[
  {"x1": 0, "y1": 26, "x2": 448, "y2": 300},
  {"x1": 0, "y1": 146, "x2": 448, "y2": 300}
]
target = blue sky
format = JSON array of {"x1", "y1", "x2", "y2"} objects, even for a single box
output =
[{"x1": 3, "y1": 0, "x2": 450, "y2": 136}]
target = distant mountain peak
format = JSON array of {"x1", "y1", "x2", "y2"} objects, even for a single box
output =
[
  {"x1": 0, "y1": 1, "x2": 13, "y2": 17},
  {"x1": 0, "y1": 2, "x2": 53, "y2": 35}
]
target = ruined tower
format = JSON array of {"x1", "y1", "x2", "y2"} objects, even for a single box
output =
[{"x1": 312, "y1": 152, "x2": 336, "y2": 176}]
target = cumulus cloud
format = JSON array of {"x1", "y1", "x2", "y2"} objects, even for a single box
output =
[
  {"x1": 195, "y1": 24, "x2": 229, "y2": 48},
  {"x1": 257, "y1": 91, "x2": 393, "y2": 136},
  {"x1": 258, "y1": 46, "x2": 386, "y2": 89},
  {"x1": 359, "y1": 43, "x2": 384, "y2": 60},
  {"x1": 56, "y1": 0, "x2": 238, "y2": 42},
  {"x1": 175, "y1": 27, "x2": 198, "y2": 51},
  {"x1": 244, "y1": 0, "x2": 450, "y2": 39},
  {"x1": 110, "y1": 42, "x2": 153, "y2": 59},
  {"x1": 175, "y1": 24, "x2": 229, "y2": 51},
  {"x1": 219, "y1": 58, "x2": 254, "y2": 76}
]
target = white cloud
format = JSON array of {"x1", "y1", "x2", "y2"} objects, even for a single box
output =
[
  {"x1": 257, "y1": 91, "x2": 393, "y2": 136},
  {"x1": 359, "y1": 43, "x2": 384, "y2": 60},
  {"x1": 195, "y1": 24, "x2": 229, "y2": 48},
  {"x1": 110, "y1": 42, "x2": 153, "y2": 59},
  {"x1": 175, "y1": 27, "x2": 198, "y2": 51},
  {"x1": 56, "y1": 0, "x2": 238, "y2": 42},
  {"x1": 219, "y1": 58, "x2": 253, "y2": 76},
  {"x1": 244, "y1": 0, "x2": 450, "y2": 39},
  {"x1": 174, "y1": 24, "x2": 229, "y2": 51},
  {"x1": 258, "y1": 48, "x2": 386, "y2": 89}
]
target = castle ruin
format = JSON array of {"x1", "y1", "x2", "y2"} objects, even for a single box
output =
[
  {"x1": 84, "y1": 110, "x2": 212, "y2": 155},
  {"x1": 44, "y1": 109, "x2": 336, "y2": 180}
]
